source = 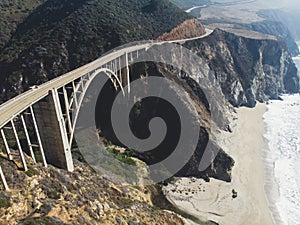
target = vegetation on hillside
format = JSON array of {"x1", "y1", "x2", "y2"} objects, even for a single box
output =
[
  {"x1": 0, "y1": 0, "x2": 46, "y2": 48},
  {"x1": 0, "y1": 0, "x2": 192, "y2": 102}
]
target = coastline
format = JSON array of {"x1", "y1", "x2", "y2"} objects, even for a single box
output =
[
  {"x1": 262, "y1": 94, "x2": 300, "y2": 225},
  {"x1": 262, "y1": 108, "x2": 283, "y2": 225},
  {"x1": 164, "y1": 103, "x2": 274, "y2": 225}
]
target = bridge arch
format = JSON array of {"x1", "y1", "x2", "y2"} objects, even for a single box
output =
[{"x1": 69, "y1": 67, "x2": 127, "y2": 145}]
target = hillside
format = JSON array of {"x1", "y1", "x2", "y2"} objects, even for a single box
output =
[
  {"x1": 158, "y1": 18, "x2": 206, "y2": 41},
  {"x1": 0, "y1": 157, "x2": 189, "y2": 224},
  {"x1": 0, "y1": 0, "x2": 46, "y2": 48},
  {"x1": 0, "y1": 0, "x2": 192, "y2": 102},
  {"x1": 259, "y1": 9, "x2": 300, "y2": 41}
]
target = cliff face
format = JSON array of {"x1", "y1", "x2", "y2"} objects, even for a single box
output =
[
  {"x1": 258, "y1": 9, "x2": 300, "y2": 42},
  {"x1": 234, "y1": 20, "x2": 300, "y2": 56},
  {"x1": 184, "y1": 29, "x2": 299, "y2": 107},
  {"x1": 123, "y1": 27, "x2": 299, "y2": 182}
]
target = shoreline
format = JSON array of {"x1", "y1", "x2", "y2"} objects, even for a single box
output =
[
  {"x1": 262, "y1": 109, "x2": 283, "y2": 225},
  {"x1": 163, "y1": 103, "x2": 274, "y2": 224},
  {"x1": 262, "y1": 94, "x2": 300, "y2": 225}
]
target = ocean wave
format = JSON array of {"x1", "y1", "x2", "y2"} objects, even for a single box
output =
[{"x1": 263, "y1": 94, "x2": 300, "y2": 225}]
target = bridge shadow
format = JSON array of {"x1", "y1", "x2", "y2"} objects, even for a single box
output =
[{"x1": 95, "y1": 62, "x2": 181, "y2": 166}]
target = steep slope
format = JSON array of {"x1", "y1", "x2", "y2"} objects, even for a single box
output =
[
  {"x1": 0, "y1": 157, "x2": 187, "y2": 225},
  {"x1": 158, "y1": 18, "x2": 206, "y2": 41},
  {"x1": 183, "y1": 28, "x2": 299, "y2": 107},
  {"x1": 0, "y1": 0, "x2": 46, "y2": 48},
  {"x1": 0, "y1": 0, "x2": 192, "y2": 103},
  {"x1": 259, "y1": 9, "x2": 300, "y2": 41},
  {"x1": 234, "y1": 19, "x2": 300, "y2": 56}
]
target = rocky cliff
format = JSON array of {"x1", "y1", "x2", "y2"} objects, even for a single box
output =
[
  {"x1": 234, "y1": 19, "x2": 300, "y2": 57},
  {"x1": 119, "y1": 27, "x2": 299, "y2": 183},
  {"x1": 183, "y1": 28, "x2": 299, "y2": 107},
  {"x1": 258, "y1": 9, "x2": 300, "y2": 42},
  {"x1": 0, "y1": 156, "x2": 188, "y2": 225}
]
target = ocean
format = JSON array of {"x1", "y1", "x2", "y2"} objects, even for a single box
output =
[{"x1": 263, "y1": 45, "x2": 300, "y2": 225}]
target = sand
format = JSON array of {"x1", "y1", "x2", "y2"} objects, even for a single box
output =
[{"x1": 163, "y1": 103, "x2": 275, "y2": 225}]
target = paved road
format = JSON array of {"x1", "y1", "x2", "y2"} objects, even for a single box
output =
[
  {"x1": 0, "y1": 30, "x2": 214, "y2": 128},
  {"x1": 185, "y1": 0, "x2": 257, "y2": 13}
]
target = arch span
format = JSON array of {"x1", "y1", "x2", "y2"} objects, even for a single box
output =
[{"x1": 69, "y1": 67, "x2": 127, "y2": 146}]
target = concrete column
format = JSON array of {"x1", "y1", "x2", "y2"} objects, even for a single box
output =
[
  {"x1": 1, "y1": 129, "x2": 12, "y2": 160},
  {"x1": 62, "y1": 86, "x2": 72, "y2": 139},
  {"x1": 30, "y1": 106, "x2": 47, "y2": 167},
  {"x1": 11, "y1": 119, "x2": 28, "y2": 171},
  {"x1": 0, "y1": 165, "x2": 8, "y2": 191},
  {"x1": 118, "y1": 57, "x2": 122, "y2": 86},
  {"x1": 125, "y1": 52, "x2": 130, "y2": 94},
  {"x1": 72, "y1": 81, "x2": 78, "y2": 110},
  {"x1": 33, "y1": 89, "x2": 74, "y2": 171},
  {"x1": 20, "y1": 115, "x2": 36, "y2": 163}
]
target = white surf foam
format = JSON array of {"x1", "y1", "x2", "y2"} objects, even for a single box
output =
[{"x1": 263, "y1": 94, "x2": 300, "y2": 225}]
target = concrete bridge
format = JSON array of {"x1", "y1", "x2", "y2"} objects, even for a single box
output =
[
  {"x1": 0, "y1": 42, "x2": 155, "y2": 190},
  {"x1": 0, "y1": 29, "x2": 214, "y2": 190}
]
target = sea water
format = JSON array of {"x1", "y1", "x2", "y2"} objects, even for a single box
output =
[{"x1": 263, "y1": 46, "x2": 300, "y2": 225}]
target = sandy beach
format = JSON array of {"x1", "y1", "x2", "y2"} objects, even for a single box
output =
[{"x1": 164, "y1": 103, "x2": 274, "y2": 225}]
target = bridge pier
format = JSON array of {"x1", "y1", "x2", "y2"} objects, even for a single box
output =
[{"x1": 33, "y1": 89, "x2": 74, "y2": 172}]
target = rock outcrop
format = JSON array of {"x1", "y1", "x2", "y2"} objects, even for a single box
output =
[
  {"x1": 234, "y1": 19, "x2": 300, "y2": 56},
  {"x1": 0, "y1": 157, "x2": 185, "y2": 225},
  {"x1": 183, "y1": 28, "x2": 299, "y2": 107},
  {"x1": 158, "y1": 19, "x2": 206, "y2": 41}
]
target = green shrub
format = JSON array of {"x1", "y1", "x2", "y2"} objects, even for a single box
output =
[
  {"x1": 0, "y1": 192, "x2": 11, "y2": 208},
  {"x1": 25, "y1": 166, "x2": 38, "y2": 177}
]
